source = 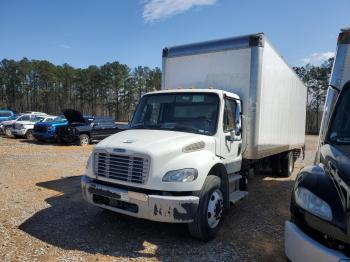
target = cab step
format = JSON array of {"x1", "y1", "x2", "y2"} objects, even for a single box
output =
[{"x1": 229, "y1": 190, "x2": 248, "y2": 204}]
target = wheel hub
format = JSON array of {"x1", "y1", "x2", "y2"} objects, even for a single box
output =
[{"x1": 207, "y1": 189, "x2": 223, "y2": 229}]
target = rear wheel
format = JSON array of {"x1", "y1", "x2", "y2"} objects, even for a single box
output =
[
  {"x1": 4, "y1": 127, "x2": 12, "y2": 136},
  {"x1": 188, "y1": 175, "x2": 224, "y2": 241},
  {"x1": 79, "y1": 134, "x2": 90, "y2": 146},
  {"x1": 25, "y1": 130, "x2": 34, "y2": 140}
]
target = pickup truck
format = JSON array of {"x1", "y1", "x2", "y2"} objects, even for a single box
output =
[
  {"x1": 11, "y1": 114, "x2": 53, "y2": 139},
  {"x1": 33, "y1": 115, "x2": 68, "y2": 142},
  {"x1": 81, "y1": 33, "x2": 307, "y2": 240},
  {"x1": 57, "y1": 109, "x2": 121, "y2": 146},
  {"x1": 285, "y1": 28, "x2": 350, "y2": 261}
]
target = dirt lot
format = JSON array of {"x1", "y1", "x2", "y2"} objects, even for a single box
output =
[{"x1": 0, "y1": 135, "x2": 318, "y2": 262}]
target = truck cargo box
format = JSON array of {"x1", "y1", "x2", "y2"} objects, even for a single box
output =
[{"x1": 162, "y1": 33, "x2": 307, "y2": 160}]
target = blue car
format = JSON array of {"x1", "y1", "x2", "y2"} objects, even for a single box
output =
[
  {"x1": 0, "y1": 110, "x2": 15, "y2": 122},
  {"x1": 33, "y1": 116, "x2": 68, "y2": 142}
]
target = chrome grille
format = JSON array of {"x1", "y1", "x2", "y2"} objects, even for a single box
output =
[{"x1": 94, "y1": 152, "x2": 150, "y2": 184}]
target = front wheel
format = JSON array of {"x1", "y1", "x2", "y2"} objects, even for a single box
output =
[
  {"x1": 79, "y1": 134, "x2": 90, "y2": 146},
  {"x1": 188, "y1": 175, "x2": 224, "y2": 241},
  {"x1": 4, "y1": 127, "x2": 12, "y2": 136},
  {"x1": 26, "y1": 130, "x2": 34, "y2": 140}
]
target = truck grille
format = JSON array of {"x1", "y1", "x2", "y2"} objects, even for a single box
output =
[
  {"x1": 34, "y1": 125, "x2": 47, "y2": 132},
  {"x1": 94, "y1": 152, "x2": 150, "y2": 184}
]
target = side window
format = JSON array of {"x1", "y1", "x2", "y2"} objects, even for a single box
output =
[
  {"x1": 223, "y1": 99, "x2": 237, "y2": 132},
  {"x1": 20, "y1": 115, "x2": 30, "y2": 121}
]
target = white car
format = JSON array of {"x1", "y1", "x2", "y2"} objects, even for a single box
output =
[{"x1": 11, "y1": 115, "x2": 55, "y2": 139}]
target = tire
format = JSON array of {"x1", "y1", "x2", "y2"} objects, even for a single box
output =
[
  {"x1": 281, "y1": 151, "x2": 294, "y2": 177},
  {"x1": 271, "y1": 154, "x2": 281, "y2": 176},
  {"x1": 188, "y1": 175, "x2": 224, "y2": 241},
  {"x1": 4, "y1": 127, "x2": 12, "y2": 137},
  {"x1": 25, "y1": 130, "x2": 34, "y2": 140},
  {"x1": 79, "y1": 134, "x2": 90, "y2": 146}
]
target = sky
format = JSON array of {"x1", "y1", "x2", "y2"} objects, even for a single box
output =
[{"x1": 0, "y1": 0, "x2": 349, "y2": 70}]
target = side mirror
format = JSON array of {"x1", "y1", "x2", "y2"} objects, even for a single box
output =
[
  {"x1": 226, "y1": 124, "x2": 242, "y2": 142},
  {"x1": 234, "y1": 123, "x2": 242, "y2": 137}
]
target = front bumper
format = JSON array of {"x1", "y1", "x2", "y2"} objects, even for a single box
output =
[
  {"x1": 33, "y1": 131, "x2": 56, "y2": 141},
  {"x1": 11, "y1": 128, "x2": 26, "y2": 136},
  {"x1": 81, "y1": 176, "x2": 199, "y2": 223},
  {"x1": 285, "y1": 221, "x2": 349, "y2": 262}
]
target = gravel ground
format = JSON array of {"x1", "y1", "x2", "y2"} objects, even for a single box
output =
[{"x1": 0, "y1": 135, "x2": 318, "y2": 261}]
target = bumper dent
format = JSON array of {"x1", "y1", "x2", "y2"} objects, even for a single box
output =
[
  {"x1": 81, "y1": 176, "x2": 199, "y2": 223},
  {"x1": 285, "y1": 221, "x2": 349, "y2": 262}
]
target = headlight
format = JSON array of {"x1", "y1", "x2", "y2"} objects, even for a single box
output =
[
  {"x1": 162, "y1": 168, "x2": 198, "y2": 182},
  {"x1": 86, "y1": 154, "x2": 92, "y2": 170},
  {"x1": 295, "y1": 187, "x2": 332, "y2": 221}
]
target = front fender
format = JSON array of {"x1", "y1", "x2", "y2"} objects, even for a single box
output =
[
  {"x1": 293, "y1": 164, "x2": 347, "y2": 231},
  {"x1": 150, "y1": 150, "x2": 225, "y2": 192}
]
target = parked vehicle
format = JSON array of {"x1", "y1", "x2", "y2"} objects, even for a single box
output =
[
  {"x1": 0, "y1": 114, "x2": 21, "y2": 136},
  {"x1": 57, "y1": 109, "x2": 121, "y2": 146},
  {"x1": 23, "y1": 111, "x2": 48, "y2": 116},
  {"x1": 285, "y1": 28, "x2": 350, "y2": 261},
  {"x1": 81, "y1": 33, "x2": 307, "y2": 240},
  {"x1": 33, "y1": 115, "x2": 68, "y2": 142},
  {"x1": 0, "y1": 110, "x2": 15, "y2": 123},
  {"x1": 11, "y1": 115, "x2": 55, "y2": 139}
]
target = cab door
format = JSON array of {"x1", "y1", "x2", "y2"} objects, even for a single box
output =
[{"x1": 220, "y1": 96, "x2": 243, "y2": 174}]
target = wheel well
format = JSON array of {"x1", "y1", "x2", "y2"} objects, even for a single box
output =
[{"x1": 208, "y1": 164, "x2": 229, "y2": 209}]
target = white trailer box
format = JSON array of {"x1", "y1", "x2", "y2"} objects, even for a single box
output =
[{"x1": 162, "y1": 33, "x2": 307, "y2": 159}]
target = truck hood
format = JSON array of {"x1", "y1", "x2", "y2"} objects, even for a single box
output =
[
  {"x1": 62, "y1": 109, "x2": 85, "y2": 124},
  {"x1": 1, "y1": 119, "x2": 16, "y2": 126},
  {"x1": 95, "y1": 129, "x2": 216, "y2": 156}
]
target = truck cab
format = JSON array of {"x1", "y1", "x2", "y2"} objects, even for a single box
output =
[
  {"x1": 82, "y1": 89, "x2": 244, "y2": 240},
  {"x1": 285, "y1": 28, "x2": 350, "y2": 261}
]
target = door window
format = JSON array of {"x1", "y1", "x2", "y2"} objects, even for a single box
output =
[{"x1": 223, "y1": 99, "x2": 237, "y2": 132}]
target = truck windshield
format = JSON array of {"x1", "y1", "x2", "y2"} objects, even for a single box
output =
[
  {"x1": 131, "y1": 93, "x2": 219, "y2": 136},
  {"x1": 329, "y1": 87, "x2": 350, "y2": 144}
]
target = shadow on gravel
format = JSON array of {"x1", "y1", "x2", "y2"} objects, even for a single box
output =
[
  {"x1": 19, "y1": 139, "x2": 65, "y2": 146},
  {"x1": 19, "y1": 174, "x2": 295, "y2": 261}
]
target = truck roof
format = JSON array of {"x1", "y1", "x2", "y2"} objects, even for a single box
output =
[
  {"x1": 146, "y1": 88, "x2": 240, "y2": 100},
  {"x1": 163, "y1": 33, "x2": 265, "y2": 58}
]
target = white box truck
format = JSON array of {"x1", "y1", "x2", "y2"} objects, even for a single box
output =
[{"x1": 82, "y1": 33, "x2": 307, "y2": 240}]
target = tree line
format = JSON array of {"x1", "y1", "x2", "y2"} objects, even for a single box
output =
[
  {"x1": 0, "y1": 58, "x2": 161, "y2": 121},
  {"x1": 0, "y1": 56, "x2": 333, "y2": 130},
  {"x1": 293, "y1": 57, "x2": 334, "y2": 133}
]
